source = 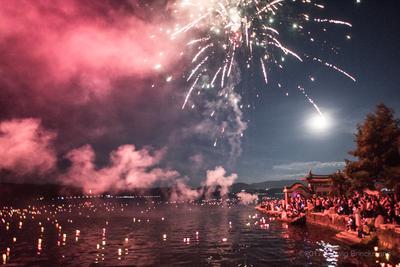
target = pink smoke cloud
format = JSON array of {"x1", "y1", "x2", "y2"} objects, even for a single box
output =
[
  {"x1": 0, "y1": 0, "x2": 180, "y2": 97},
  {"x1": 61, "y1": 144, "x2": 180, "y2": 194},
  {"x1": 0, "y1": 118, "x2": 57, "y2": 176},
  {"x1": 0, "y1": 117, "x2": 239, "y2": 198}
]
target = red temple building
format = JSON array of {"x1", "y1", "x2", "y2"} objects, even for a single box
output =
[
  {"x1": 283, "y1": 171, "x2": 335, "y2": 205},
  {"x1": 302, "y1": 171, "x2": 334, "y2": 195}
]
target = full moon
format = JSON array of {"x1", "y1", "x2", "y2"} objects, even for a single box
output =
[{"x1": 308, "y1": 114, "x2": 330, "y2": 132}]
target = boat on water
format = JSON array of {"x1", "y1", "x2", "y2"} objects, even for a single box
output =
[{"x1": 255, "y1": 205, "x2": 306, "y2": 225}]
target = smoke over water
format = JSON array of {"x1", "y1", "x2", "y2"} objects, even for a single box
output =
[
  {"x1": 61, "y1": 145, "x2": 180, "y2": 194},
  {"x1": 237, "y1": 192, "x2": 258, "y2": 205},
  {"x1": 0, "y1": 1, "x2": 245, "y2": 192},
  {"x1": 0, "y1": 119, "x2": 57, "y2": 177},
  {"x1": 0, "y1": 117, "x2": 238, "y2": 197}
]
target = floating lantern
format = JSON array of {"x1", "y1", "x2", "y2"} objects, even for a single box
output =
[
  {"x1": 37, "y1": 239, "x2": 42, "y2": 251},
  {"x1": 222, "y1": 238, "x2": 227, "y2": 242}
]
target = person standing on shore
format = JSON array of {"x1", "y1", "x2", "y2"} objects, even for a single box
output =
[{"x1": 354, "y1": 206, "x2": 363, "y2": 238}]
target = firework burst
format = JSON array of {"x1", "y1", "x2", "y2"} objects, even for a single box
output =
[{"x1": 169, "y1": 0, "x2": 355, "y2": 114}]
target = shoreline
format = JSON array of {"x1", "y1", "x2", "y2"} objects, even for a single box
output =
[{"x1": 256, "y1": 207, "x2": 400, "y2": 254}]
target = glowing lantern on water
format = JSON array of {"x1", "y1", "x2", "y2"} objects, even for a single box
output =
[{"x1": 37, "y1": 239, "x2": 42, "y2": 251}]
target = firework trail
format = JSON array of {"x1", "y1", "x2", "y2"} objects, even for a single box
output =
[
  {"x1": 161, "y1": 0, "x2": 357, "y2": 154},
  {"x1": 169, "y1": 0, "x2": 355, "y2": 113}
]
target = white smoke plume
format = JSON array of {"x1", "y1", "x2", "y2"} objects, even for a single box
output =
[
  {"x1": 237, "y1": 192, "x2": 258, "y2": 205},
  {"x1": 202, "y1": 166, "x2": 238, "y2": 198},
  {"x1": 169, "y1": 178, "x2": 201, "y2": 202},
  {"x1": 170, "y1": 166, "x2": 238, "y2": 201}
]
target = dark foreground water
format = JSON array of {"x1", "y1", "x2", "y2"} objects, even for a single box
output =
[{"x1": 0, "y1": 198, "x2": 397, "y2": 266}]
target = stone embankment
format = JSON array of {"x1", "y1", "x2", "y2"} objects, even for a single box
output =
[{"x1": 306, "y1": 212, "x2": 400, "y2": 253}]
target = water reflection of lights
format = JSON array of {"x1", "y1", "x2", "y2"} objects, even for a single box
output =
[
  {"x1": 317, "y1": 241, "x2": 339, "y2": 267},
  {"x1": 0, "y1": 197, "x2": 397, "y2": 266}
]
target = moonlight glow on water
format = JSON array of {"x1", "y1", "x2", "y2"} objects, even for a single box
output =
[{"x1": 0, "y1": 197, "x2": 394, "y2": 266}]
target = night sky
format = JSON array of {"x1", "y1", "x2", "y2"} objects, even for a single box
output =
[
  {"x1": 238, "y1": 0, "x2": 400, "y2": 181},
  {"x1": 0, "y1": 0, "x2": 399, "y2": 189}
]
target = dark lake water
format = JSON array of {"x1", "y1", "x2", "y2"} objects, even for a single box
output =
[{"x1": 0, "y1": 198, "x2": 397, "y2": 266}]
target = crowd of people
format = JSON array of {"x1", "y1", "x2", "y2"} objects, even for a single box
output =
[{"x1": 260, "y1": 191, "x2": 400, "y2": 237}]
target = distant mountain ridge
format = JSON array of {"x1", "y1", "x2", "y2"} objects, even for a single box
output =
[
  {"x1": 230, "y1": 179, "x2": 303, "y2": 193},
  {"x1": 0, "y1": 179, "x2": 303, "y2": 202}
]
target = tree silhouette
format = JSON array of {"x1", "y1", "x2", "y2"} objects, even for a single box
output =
[
  {"x1": 345, "y1": 104, "x2": 400, "y2": 193},
  {"x1": 331, "y1": 170, "x2": 349, "y2": 196}
]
